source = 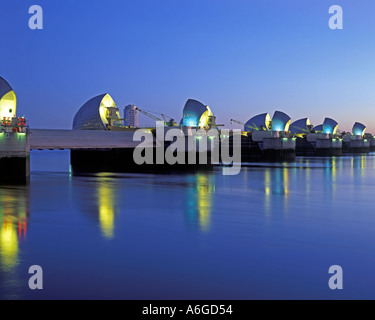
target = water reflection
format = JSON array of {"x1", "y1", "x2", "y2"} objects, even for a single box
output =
[
  {"x1": 324, "y1": 157, "x2": 337, "y2": 196},
  {"x1": 352, "y1": 155, "x2": 367, "y2": 177},
  {"x1": 261, "y1": 160, "x2": 329, "y2": 216},
  {"x1": 75, "y1": 175, "x2": 119, "y2": 240},
  {"x1": 263, "y1": 166, "x2": 290, "y2": 216},
  {"x1": 0, "y1": 186, "x2": 29, "y2": 272},
  {"x1": 0, "y1": 186, "x2": 29, "y2": 300},
  {"x1": 185, "y1": 173, "x2": 215, "y2": 232},
  {"x1": 97, "y1": 179, "x2": 116, "y2": 239}
]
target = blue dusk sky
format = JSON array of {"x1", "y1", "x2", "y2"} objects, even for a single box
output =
[{"x1": 0, "y1": 0, "x2": 374, "y2": 131}]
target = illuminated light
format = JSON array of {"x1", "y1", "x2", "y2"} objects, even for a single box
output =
[
  {"x1": 0, "y1": 221, "x2": 19, "y2": 271},
  {"x1": 283, "y1": 138, "x2": 288, "y2": 142},
  {"x1": 322, "y1": 118, "x2": 339, "y2": 135},
  {"x1": 99, "y1": 94, "x2": 121, "y2": 127},
  {"x1": 198, "y1": 106, "x2": 213, "y2": 128},
  {"x1": 73, "y1": 93, "x2": 122, "y2": 131},
  {"x1": 284, "y1": 121, "x2": 291, "y2": 133},
  {"x1": 352, "y1": 122, "x2": 366, "y2": 137},
  {"x1": 332, "y1": 139, "x2": 336, "y2": 142},
  {"x1": 182, "y1": 99, "x2": 214, "y2": 128},
  {"x1": 271, "y1": 111, "x2": 291, "y2": 133},
  {"x1": 0, "y1": 91, "x2": 17, "y2": 120}
]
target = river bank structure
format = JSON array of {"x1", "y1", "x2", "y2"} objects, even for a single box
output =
[{"x1": 0, "y1": 77, "x2": 29, "y2": 184}]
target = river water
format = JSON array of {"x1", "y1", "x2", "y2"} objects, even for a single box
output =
[{"x1": 0, "y1": 150, "x2": 374, "y2": 299}]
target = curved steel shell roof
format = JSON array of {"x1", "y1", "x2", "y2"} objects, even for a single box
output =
[
  {"x1": 290, "y1": 118, "x2": 311, "y2": 134},
  {"x1": 352, "y1": 122, "x2": 366, "y2": 136},
  {"x1": 182, "y1": 99, "x2": 212, "y2": 127},
  {"x1": 0, "y1": 77, "x2": 13, "y2": 99},
  {"x1": 244, "y1": 113, "x2": 271, "y2": 132},
  {"x1": 73, "y1": 94, "x2": 120, "y2": 130},
  {"x1": 271, "y1": 111, "x2": 291, "y2": 132},
  {"x1": 0, "y1": 76, "x2": 17, "y2": 120},
  {"x1": 322, "y1": 118, "x2": 338, "y2": 135},
  {"x1": 313, "y1": 124, "x2": 323, "y2": 133}
]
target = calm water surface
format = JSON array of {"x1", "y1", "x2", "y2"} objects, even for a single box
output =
[{"x1": 1, "y1": 150, "x2": 375, "y2": 299}]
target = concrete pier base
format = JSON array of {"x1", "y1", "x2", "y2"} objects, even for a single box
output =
[
  {"x1": 0, "y1": 132, "x2": 30, "y2": 184},
  {"x1": 262, "y1": 137, "x2": 296, "y2": 161},
  {"x1": 315, "y1": 138, "x2": 342, "y2": 156},
  {"x1": 70, "y1": 148, "x2": 213, "y2": 174},
  {"x1": 370, "y1": 139, "x2": 375, "y2": 152},
  {"x1": 295, "y1": 137, "x2": 315, "y2": 156},
  {"x1": 343, "y1": 138, "x2": 370, "y2": 154},
  {"x1": 239, "y1": 134, "x2": 296, "y2": 162}
]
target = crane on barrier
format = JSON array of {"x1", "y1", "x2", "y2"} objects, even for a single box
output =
[
  {"x1": 136, "y1": 107, "x2": 177, "y2": 127},
  {"x1": 230, "y1": 119, "x2": 258, "y2": 131}
]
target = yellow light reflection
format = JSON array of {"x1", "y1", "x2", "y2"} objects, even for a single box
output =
[
  {"x1": 332, "y1": 157, "x2": 337, "y2": 182},
  {"x1": 283, "y1": 167, "x2": 289, "y2": 197},
  {"x1": 264, "y1": 169, "x2": 271, "y2": 215},
  {"x1": 361, "y1": 156, "x2": 366, "y2": 178},
  {"x1": 0, "y1": 221, "x2": 19, "y2": 271},
  {"x1": 196, "y1": 174, "x2": 214, "y2": 232},
  {"x1": 305, "y1": 159, "x2": 310, "y2": 196},
  {"x1": 0, "y1": 187, "x2": 29, "y2": 273},
  {"x1": 283, "y1": 167, "x2": 290, "y2": 213},
  {"x1": 98, "y1": 181, "x2": 115, "y2": 239}
]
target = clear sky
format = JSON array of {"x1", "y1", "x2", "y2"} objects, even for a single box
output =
[{"x1": 1, "y1": 0, "x2": 374, "y2": 131}]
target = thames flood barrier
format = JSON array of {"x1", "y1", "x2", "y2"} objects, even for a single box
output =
[
  {"x1": 236, "y1": 111, "x2": 296, "y2": 162},
  {"x1": 291, "y1": 117, "x2": 343, "y2": 156},
  {"x1": 342, "y1": 123, "x2": 371, "y2": 154},
  {"x1": 70, "y1": 97, "x2": 220, "y2": 174},
  {"x1": 4, "y1": 74, "x2": 375, "y2": 182}
]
